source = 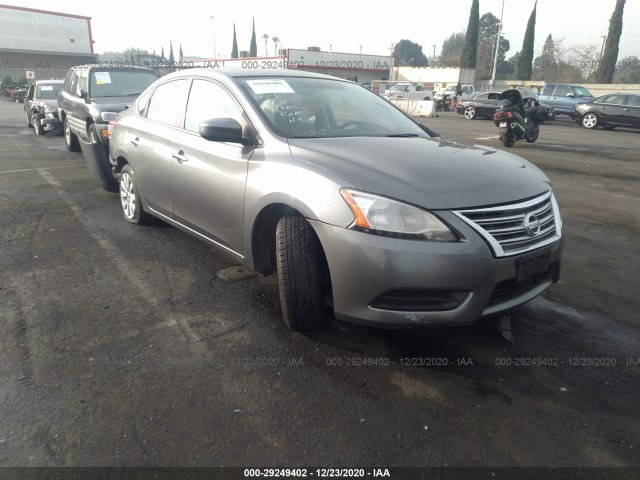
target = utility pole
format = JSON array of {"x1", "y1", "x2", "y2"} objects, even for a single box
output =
[
  {"x1": 432, "y1": 44, "x2": 436, "y2": 62},
  {"x1": 490, "y1": 0, "x2": 505, "y2": 90}
]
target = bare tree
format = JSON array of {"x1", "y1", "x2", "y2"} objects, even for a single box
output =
[
  {"x1": 569, "y1": 43, "x2": 600, "y2": 82},
  {"x1": 262, "y1": 34, "x2": 269, "y2": 57}
]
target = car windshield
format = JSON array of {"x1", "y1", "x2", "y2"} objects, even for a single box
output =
[
  {"x1": 36, "y1": 83, "x2": 62, "y2": 99},
  {"x1": 89, "y1": 70, "x2": 159, "y2": 98},
  {"x1": 573, "y1": 86, "x2": 592, "y2": 97},
  {"x1": 238, "y1": 77, "x2": 427, "y2": 139},
  {"x1": 389, "y1": 84, "x2": 410, "y2": 92}
]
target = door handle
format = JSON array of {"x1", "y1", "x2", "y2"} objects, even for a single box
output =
[
  {"x1": 172, "y1": 151, "x2": 188, "y2": 164},
  {"x1": 623, "y1": 108, "x2": 629, "y2": 111},
  {"x1": 600, "y1": 106, "x2": 605, "y2": 109},
  {"x1": 130, "y1": 137, "x2": 140, "y2": 147}
]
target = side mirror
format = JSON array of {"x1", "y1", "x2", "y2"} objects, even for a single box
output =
[
  {"x1": 566, "y1": 93, "x2": 575, "y2": 98},
  {"x1": 79, "y1": 89, "x2": 87, "y2": 99},
  {"x1": 199, "y1": 118, "x2": 248, "y2": 145}
]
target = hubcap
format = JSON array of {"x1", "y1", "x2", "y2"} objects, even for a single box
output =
[
  {"x1": 583, "y1": 114, "x2": 597, "y2": 128},
  {"x1": 120, "y1": 173, "x2": 136, "y2": 219}
]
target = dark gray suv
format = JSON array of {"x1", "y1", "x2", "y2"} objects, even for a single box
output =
[{"x1": 58, "y1": 65, "x2": 159, "y2": 191}]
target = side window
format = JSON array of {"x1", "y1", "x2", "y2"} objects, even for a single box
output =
[
  {"x1": 541, "y1": 85, "x2": 555, "y2": 96},
  {"x1": 136, "y1": 88, "x2": 153, "y2": 117},
  {"x1": 475, "y1": 93, "x2": 489, "y2": 101},
  {"x1": 184, "y1": 79, "x2": 243, "y2": 133},
  {"x1": 63, "y1": 70, "x2": 73, "y2": 93},
  {"x1": 78, "y1": 70, "x2": 88, "y2": 96},
  {"x1": 146, "y1": 79, "x2": 188, "y2": 126},
  {"x1": 555, "y1": 85, "x2": 572, "y2": 96},
  {"x1": 487, "y1": 93, "x2": 500, "y2": 100},
  {"x1": 70, "y1": 72, "x2": 80, "y2": 98},
  {"x1": 601, "y1": 95, "x2": 626, "y2": 105},
  {"x1": 628, "y1": 96, "x2": 640, "y2": 107}
]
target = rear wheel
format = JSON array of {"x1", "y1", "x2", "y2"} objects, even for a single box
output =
[
  {"x1": 64, "y1": 117, "x2": 81, "y2": 151},
  {"x1": 276, "y1": 216, "x2": 327, "y2": 332},
  {"x1": 501, "y1": 133, "x2": 515, "y2": 147},
  {"x1": 581, "y1": 113, "x2": 599, "y2": 129},
  {"x1": 119, "y1": 164, "x2": 153, "y2": 225},
  {"x1": 463, "y1": 106, "x2": 476, "y2": 120},
  {"x1": 525, "y1": 129, "x2": 539, "y2": 143}
]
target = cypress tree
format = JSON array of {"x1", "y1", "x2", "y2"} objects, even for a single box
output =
[
  {"x1": 517, "y1": 1, "x2": 537, "y2": 80},
  {"x1": 231, "y1": 23, "x2": 239, "y2": 58},
  {"x1": 460, "y1": 0, "x2": 480, "y2": 69},
  {"x1": 596, "y1": 0, "x2": 626, "y2": 83},
  {"x1": 249, "y1": 18, "x2": 257, "y2": 57}
]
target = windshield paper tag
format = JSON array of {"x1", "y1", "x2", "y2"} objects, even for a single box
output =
[
  {"x1": 40, "y1": 86, "x2": 53, "y2": 90},
  {"x1": 246, "y1": 79, "x2": 294, "y2": 94},
  {"x1": 94, "y1": 72, "x2": 112, "y2": 85}
]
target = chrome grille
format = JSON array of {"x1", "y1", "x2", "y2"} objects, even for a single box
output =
[{"x1": 453, "y1": 191, "x2": 562, "y2": 257}]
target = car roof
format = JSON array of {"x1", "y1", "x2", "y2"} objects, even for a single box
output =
[
  {"x1": 35, "y1": 79, "x2": 64, "y2": 84},
  {"x1": 159, "y1": 67, "x2": 352, "y2": 83}
]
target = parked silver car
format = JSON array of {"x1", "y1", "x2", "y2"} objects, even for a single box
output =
[{"x1": 109, "y1": 69, "x2": 564, "y2": 332}]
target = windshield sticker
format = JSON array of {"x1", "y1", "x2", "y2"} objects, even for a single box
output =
[
  {"x1": 246, "y1": 79, "x2": 294, "y2": 94},
  {"x1": 94, "y1": 72, "x2": 112, "y2": 85},
  {"x1": 40, "y1": 86, "x2": 53, "y2": 90}
]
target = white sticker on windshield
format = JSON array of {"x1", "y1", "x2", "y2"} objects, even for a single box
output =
[
  {"x1": 95, "y1": 72, "x2": 112, "y2": 85},
  {"x1": 246, "y1": 79, "x2": 294, "y2": 94},
  {"x1": 40, "y1": 86, "x2": 53, "y2": 90}
]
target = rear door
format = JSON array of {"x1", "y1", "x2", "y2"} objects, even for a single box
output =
[
  {"x1": 485, "y1": 92, "x2": 501, "y2": 116},
  {"x1": 471, "y1": 93, "x2": 489, "y2": 115},
  {"x1": 127, "y1": 78, "x2": 190, "y2": 218},
  {"x1": 549, "y1": 85, "x2": 574, "y2": 114},
  {"x1": 620, "y1": 95, "x2": 640, "y2": 128}
]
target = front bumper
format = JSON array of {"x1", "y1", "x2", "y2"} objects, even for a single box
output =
[{"x1": 309, "y1": 216, "x2": 563, "y2": 327}]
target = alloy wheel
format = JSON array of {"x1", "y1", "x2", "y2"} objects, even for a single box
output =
[{"x1": 120, "y1": 172, "x2": 136, "y2": 220}]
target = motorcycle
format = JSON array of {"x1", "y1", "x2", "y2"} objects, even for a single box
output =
[{"x1": 493, "y1": 88, "x2": 541, "y2": 147}]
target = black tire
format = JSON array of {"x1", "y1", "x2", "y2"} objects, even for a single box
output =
[
  {"x1": 581, "y1": 112, "x2": 599, "y2": 129},
  {"x1": 34, "y1": 114, "x2": 45, "y2": 135},
  {"x1": 88, "y1": 123, "x2": 119, "y2": 192},
  {"x1": 463, "y1": 106, "x2": 476, "y2": 120},
  {"x1": 119, "y1": 164, "x2": 153, "y2": 225},
  {"x1": 525, "y1": 129, "x2": 539, "y2": 143},
  {"x1": 275, "y1": 216, "x2": 327, "y2": 332},
  {"x1": 64, "y1": 117, "x2": 80, "y2": 152},
  {"x1": 501, "y1": 133, "x2": 515, "y2": 147}
]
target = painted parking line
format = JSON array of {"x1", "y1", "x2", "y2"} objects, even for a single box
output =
[{"x1": 0, "y1": 165, "x2": 78, "y2": 175}]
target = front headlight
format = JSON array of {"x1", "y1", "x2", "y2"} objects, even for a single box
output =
[
  {"x1": 100, "y1": 112, "x2": 118, "y2": 122},
  {"x1": 340, "y1": 189, "x2": 458, "y2": 241}
]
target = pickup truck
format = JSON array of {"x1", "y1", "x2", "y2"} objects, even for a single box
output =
[
  {"x1": 384, "y1": 82, "x2": 432, "y2": 101},
  {"x1": 58, "y1": 65, "x2": 159, "y2": 191},
  {"x1": 434, "y1": 84, "x2": 475, "y2": 101}
]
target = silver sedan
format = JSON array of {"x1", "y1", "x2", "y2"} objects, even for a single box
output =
[{"x1": 109, "y1": 69, "x2": 563, "y2": 332}]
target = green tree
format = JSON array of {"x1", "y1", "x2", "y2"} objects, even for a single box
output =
[
  {"x1": 272, "y1": 36, "x2": 281, "y2": 56},
  {"x1": 393, "y1": 39, "x2": 428, "y2": 66},
  {"x1": 532, "y1": 34, "x2": 557, "y2": 80},
  {"x1": 502, "y1": 51, "x2": 520, "y2": 79},
  {"x1": 614, "y1": 55, "x2": 640, "y2": 83},
  {"x1": 231, "y1": 23, "x2": 238, "y2": 58},
  {"x1": 476, "y1": 13, "x2": 510, "y2": 79},
  {"x1": 441, "y1": 32, "x2": 465, "y2": 63},
  {"x1": 596, "y1": 0, "x2": 626, "y2": 83},
  {"x1": 249, "y1": 18, "x2": 257, "y2": 57},
  {"x1": 460, "y1": 0, "x2": 479, "y2": 68},
  {"x1": 517, "y1": 1, "x2": 537, "y2": 80}
]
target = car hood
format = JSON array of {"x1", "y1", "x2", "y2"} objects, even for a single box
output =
[
  {"x1": 287, "y1": 136, "x2": 551, "y2": 210},
  {"x1": 34, "y1": 99, "x2": 58, "y2": 110},
  {"x1": 88, "y1": 96, "x2": 137, "y2": 111}
]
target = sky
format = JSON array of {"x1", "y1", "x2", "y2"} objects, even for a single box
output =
[{"x1": 5, "y1": 0, "x2": 640, "y2": 60}]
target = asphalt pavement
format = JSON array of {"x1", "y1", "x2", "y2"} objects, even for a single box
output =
[{"x1": 1, "y1": 101, "x2": 639, "y2": 470}]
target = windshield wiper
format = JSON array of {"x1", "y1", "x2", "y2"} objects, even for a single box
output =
[{"x1": 386, "y1": 133, "x2": 420, "y2": 137}]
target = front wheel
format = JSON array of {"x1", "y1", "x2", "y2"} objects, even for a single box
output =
[
  {"x1": 581, "y1": 113, "x2": 599, "y2": 129},
  {"x1": 119, "y1": 165, "x2": 153, "y2": 225},
  {"x1": 64, "y1": 117, "x2": 81, "y2": 151},
  {"x1": 525, "y1": 129, "x2": 539, "y2": 143},
  {"x1": 463, "y1": 106, "x2": 476, "y2": 120},
  {"x1": 276, "y1": 216, "x2": 327, "y2": 332}
]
